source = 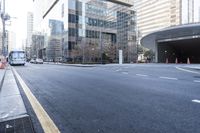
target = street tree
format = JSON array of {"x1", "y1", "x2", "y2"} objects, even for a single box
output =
[{"x1": 144, "y1": 49, "x2": 155, "y2": 62}]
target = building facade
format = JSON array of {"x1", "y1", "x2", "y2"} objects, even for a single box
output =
[
  {"x1": 31, "y1": 33, "x2": 45, "y2": 59},
  {"x1": 7, "y1": 31, "x2": 16, "y2": 53},
  {"x1": 33, "y1": 0, "x2": 136, "y2": 63},
  {"x1": 0, "y1": 30, "x2": 16, "y2": 55},
  {"x1": 134, "y1": 0, "x2": 200, "y2": 38}
]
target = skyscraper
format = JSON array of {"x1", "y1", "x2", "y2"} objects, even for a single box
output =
[
  {"x1": 134, "y1": 0, "x2": 181, "y2": 38},
  {"x1": 31, "y1": 33, "x2": 45, "y2": 59},
  {"x1": 26, "y1": 12, "x2": 34, "y2": 59},
  {"x1": 7, "y1": 31, "x2": 16, "y2": 53},
  {"x1": 134, "y1": 0, "x2": 200, "y2": 38}
]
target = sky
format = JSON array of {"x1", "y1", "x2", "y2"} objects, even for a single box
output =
[{"x1": 6, "y1": 0, "x2": 33, "y2": 49}]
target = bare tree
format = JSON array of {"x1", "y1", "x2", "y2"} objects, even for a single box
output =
[{"x1": 104, "y1": 44, "x2": 117, "y2": 63}]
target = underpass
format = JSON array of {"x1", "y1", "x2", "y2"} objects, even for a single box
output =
[
  {"x1": 141, "y1": 23, "x2": 200, "y2": 63},
  {"x1": 157, "y1": 38, "x2": 200, "y2": 63}
]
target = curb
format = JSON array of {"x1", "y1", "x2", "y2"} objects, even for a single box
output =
[
  {"x1": 183, "y1": 66, "x2": 200, "y2": 71},
  {"x1": 44, "y1": 62, "x2": 102, "y2": 67},
  {"x1": 0, "y1": 67, "x2": 34, "y2": 133},
  {"x1": 0, "y1": 69, "x2": 6, "y2": 90}
]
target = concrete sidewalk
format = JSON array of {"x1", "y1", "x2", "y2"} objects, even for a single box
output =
[{"x1": 0, "y1": 67, "x2": 34, "y2": 133}]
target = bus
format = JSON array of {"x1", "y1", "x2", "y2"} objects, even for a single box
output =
[{"x1": 8, "y1": 50, "x2": 26, "y2": 65}]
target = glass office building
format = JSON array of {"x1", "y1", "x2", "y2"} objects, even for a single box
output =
[{"x1": 33, "y1": 0, "x2": 136, "y2": 63}]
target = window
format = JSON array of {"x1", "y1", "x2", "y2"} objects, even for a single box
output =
[
  {"x1": 93, "y1": 19, "x2": 97, "y2": 26},
  {"x1": 69, "y1": 28, "x2": 76, "y2": 36},
  {"x1": 85, "y1": 17, "x2": 89, "y2": 24},
  {"x1": 68, "y1": 0, "x2": 76, "y2": 10},
  {"x1": 68, "y1": 14, "x2": 76, "y2": 23},
  {"x1": 77, "y1": 2, "x2": 82, "y2": 11},
  {"x1": 68, "y1": 41, "x2": 75, "y2": 50},
  {"x1": 79, "y1": 16, "x2": 82, "y2": 24},
  {"x1": 69, "y1": 14, "x2": 81, "y2": 24},
  {"x1": 78, "y1": 29, "x2": 82, "y2": 37},
  {"x1": 86, "y1": 30, "x2": 100, "y2": 38},
  {"x1": 19, "y1": 53, "x2": 25, "y2": 58}
]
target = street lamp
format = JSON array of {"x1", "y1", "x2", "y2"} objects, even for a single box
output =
[{"x1": 78, "y1": 36, "x2": 85, "y2": 64}]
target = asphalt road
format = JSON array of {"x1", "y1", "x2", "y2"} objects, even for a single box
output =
[{"x1": 14, "y1": 63, "x2": 200, "y2": 133}]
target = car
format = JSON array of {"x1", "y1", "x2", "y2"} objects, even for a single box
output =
[
  {"x1": 30, "y1": 59, "x2": 36, "y2": 63},
  {"x1": 137, "y1": 59, "x2": 147, "y2": 63},
  {"x1": 35, "y1": 58, "x2": 43, "y2": 64}
]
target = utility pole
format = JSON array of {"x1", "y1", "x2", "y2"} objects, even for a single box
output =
[
  {"x1": 82, "y1": 37, "x2": 85, "y2": 64},
  {"x1": 1, "y1": 0, "x2": 6, "y2": 56},
  {"x1": 1, "y1": 0, "x2": 9, "y2": 57},
  {"x1": 100, "y1": 28, "x2": 102, "y2": 64}
]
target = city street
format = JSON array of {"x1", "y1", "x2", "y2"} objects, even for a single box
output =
[{"x1": 14, "y1": 63, "x2": 200, "y2": 133}]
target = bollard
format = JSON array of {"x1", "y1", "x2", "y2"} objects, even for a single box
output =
[
  {"x1": 166, "y1": 58, "x2": 168, "y2": 64},
  {"x1": 187, "y1": 58, "x2": 190, "y2": 64},
  {"x1": 175, "y1": 58, "x2": 178, "y2": 64}
]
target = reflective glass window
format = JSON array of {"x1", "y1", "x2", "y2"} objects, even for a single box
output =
[{"x1": 68, "y1": 0, "x2": 76, "y2": 10}]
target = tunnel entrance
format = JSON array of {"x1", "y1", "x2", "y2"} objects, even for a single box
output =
[{"x1": 157, "y1": 38, "x2": 200, "y2": 63}]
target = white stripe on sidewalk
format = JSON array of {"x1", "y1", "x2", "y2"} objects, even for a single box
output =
[
  {"x1": 136, "y1": 74, "x2": 148, "y2": 77},
  {"x1": 159, "y1": 76, "x2": 178, "y2": 80},
  {"x1": 192, "y1": 99, "x2": 200, "y2": 104},
  {"x1": 12, "y1": 67, "x2": 60, "y2": 133}
]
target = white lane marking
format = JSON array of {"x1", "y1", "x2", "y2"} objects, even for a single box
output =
[
  {"x1": 176, "y1": 67, "x2": 200, "y2": 74},
  {"x1": 192, "y1": 99, "x2": 200, "y2": 103},
  {"x1": 116, "y1": 69, "x2": 121, "y2": 72},
  {"x1": 159, "y1": 76, "x2": 178, "y2": 80},
  {"x1": 136, "y1": 74, "x2": 148, "y2": 77},
  {"x1": 12, "y1": 67, "x2": 60, "y2": 133},
  {"x1": 194, "y1": 80, "x2": 200, "y2": 83},
  {"x1": 29, "y1": 64, "x2": 41, "y2": 69},
  {"x1": 122, "y1": 72, "x2": 128, "y2": 74}
]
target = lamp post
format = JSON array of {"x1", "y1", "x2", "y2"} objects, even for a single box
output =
[
  {"x1": 165, "y1": 50, "x2": 168, "y2": 63},
  {"x1": 82, "y1": 37, "x2": 85, "y2": 64},
  {"x1": 100, "y1": 28, "x2": 103, "y2": 64},
  {"x1": 78, "y1": 37, "x2": 85, "y2": 64}
]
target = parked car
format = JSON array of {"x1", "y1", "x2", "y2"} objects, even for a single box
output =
[
  {"x1": 30, "y1": 59, "x2": 36, "y2": 63},
  {"x1": 35, "y1": 58, "x2": 43, "y2": 64}
]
